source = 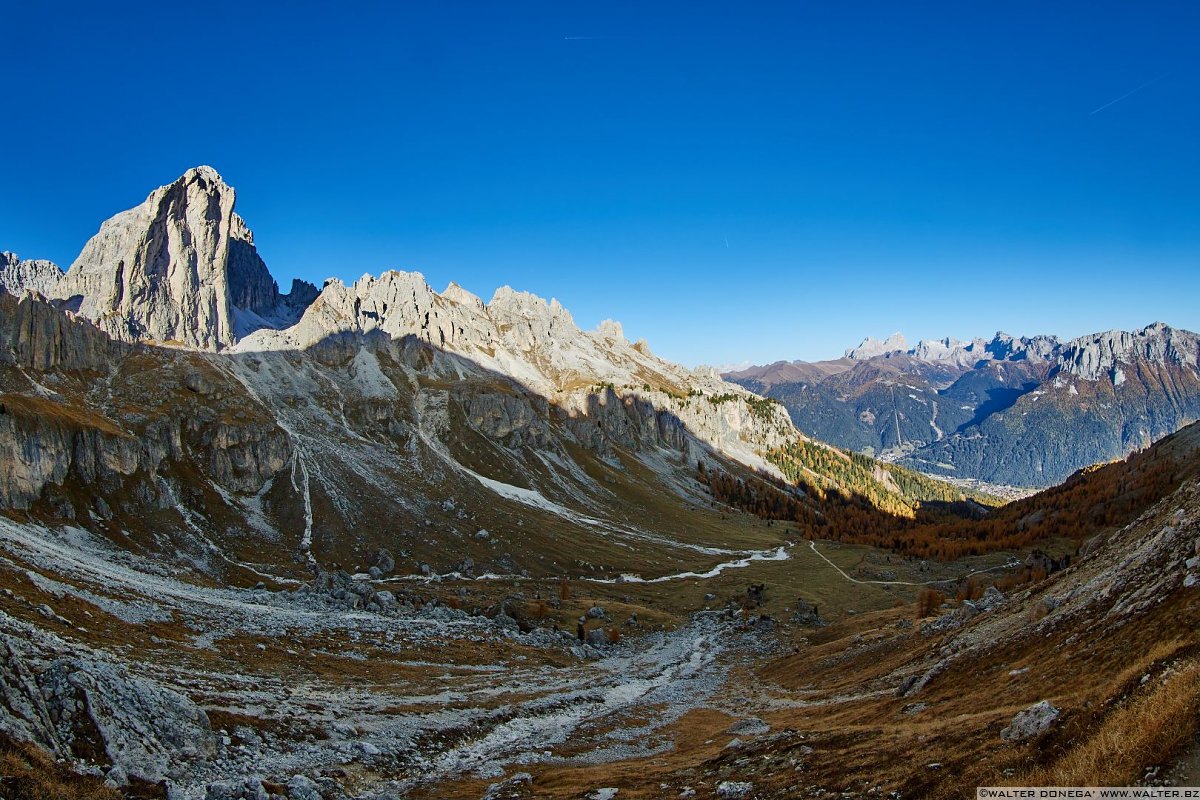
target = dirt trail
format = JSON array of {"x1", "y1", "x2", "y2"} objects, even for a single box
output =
[{"x1": 807, "y1": 540, "x2": 1018, "y2": 586}]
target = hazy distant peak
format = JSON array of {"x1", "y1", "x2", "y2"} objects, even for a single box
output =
[{"x1": 845, "y1": 332, "x2": 908, "y2": 360}]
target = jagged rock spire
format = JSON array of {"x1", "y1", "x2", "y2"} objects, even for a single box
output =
[{"x1": 51, "y1": 167, "x2": 315, "y2": 350}]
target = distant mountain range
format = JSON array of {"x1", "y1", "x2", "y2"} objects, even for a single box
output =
[{"x1": 726, "y1": 327, "x2": 1200, "y2": 487}]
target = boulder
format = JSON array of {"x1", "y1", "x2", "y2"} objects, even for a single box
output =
[
  {"x1": 921, "y1": 602, "x2": 979, "y2": 635},
  {"x1": 371, "y1": 591, "x2": 398, "y2": 611},
  {"x1": 976, "y1": 586, "x2": 1005, "y2": 612},
  {"x1": 482, "y1": 771, "x2": 532, "y2": 800},
  {"x1": 370, "y1": 548, "x2": 395, "y2": 574},
  {"x1": 791, "y1": 599, "x2": 827, "y2": 627},
  {"x1": 727, "y1": 717, "x2": 770, "y2": 736},
  {"x1": 1000, "y1": 700, "x2": 1060, "y2": 742},
  {"x1": 586, "y1": 628, "x2": 610, "y2": 648},
  {"x1": 286, "y1": 775, "x2": 322, "y2": 800}
]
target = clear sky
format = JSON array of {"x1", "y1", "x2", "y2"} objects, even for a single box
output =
[{"x1": 2, "y1": 2, "x2": 1197, "y2": 366}]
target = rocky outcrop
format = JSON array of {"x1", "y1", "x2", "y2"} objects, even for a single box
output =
[
  {"x1": 193, "y1": 419, "x2": 292, "y2": 495},
  {"x1": 0, "y1": 292, "x2": 123, "y2": 372},
  {"x1": 51, "y1": 167, "x2": 316, "y2": 351},
  {"x1": 462, "y1": 391, "x2": 555, "y2": 448},
  {"x1": 0, "y1": 376, "x2": 289, "y2": 513},
  {"x1": 999, "y1": 700, "x2": 1060, "y2": 742},
  {"x1": 0, "y1": 635, "x2": 215, "y2": 785},
  {"x1": 0, "y1": 398, "x2": 289, "y2": 514},
  {"x1": 0, "y1": 252, "x2": 62, "y2": 297},
  {"x1": 0, "y1": 398, "x2": 158, "y2": 510},
  {"x1": 0, "y1": 294, "x2": 291, "y2": 511}
]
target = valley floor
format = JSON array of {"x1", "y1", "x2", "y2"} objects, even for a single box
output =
[{"x1": 1, "y1": 476, "x2": 1198, "y2": 800}]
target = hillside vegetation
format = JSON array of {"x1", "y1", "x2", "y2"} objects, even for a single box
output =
[
  {"x1": 701, "y1": 423, "x2": 1200, "y2": 561},
  {"x1": 765, "y1": 438, "x2": 999, "y2": 516}
]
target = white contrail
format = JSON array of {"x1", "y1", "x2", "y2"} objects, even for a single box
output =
[
  {"x1": 563, "y1": 36, "x2": 603, "y2": 40},
  {"x1": 1089, "y1": 71, "x2": 1172, "y2": 115}
]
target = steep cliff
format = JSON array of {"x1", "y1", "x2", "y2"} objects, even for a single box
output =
[
  {"x1": 0, "y1": 293, "x2": 291, "y2": 519},
  {"x1": 50, "y1": 167, "x2": 316, "y2": 350}
]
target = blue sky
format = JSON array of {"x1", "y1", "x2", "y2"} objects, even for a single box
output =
[{"x1": 2, "y1": 2, "x2": 1197, "y2": 365}]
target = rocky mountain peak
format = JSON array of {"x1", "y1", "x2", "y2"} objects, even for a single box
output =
[
  {"x1": 183, "y1": 164, "x2": 224, "y2": 183},
  {"x1": 12, "y1": 167, "x2": 797, "y2": 477},
  {"x1": 995, "y1": 332, "x2": 1060, "y2": 362},
  {"x1": 442, "y1": 281, "x2": 484, "y2": 309},
  {"x1": 842, "y1": 330, "x2": 1063, "y2": 368},
  {"x1": 1057, "y1": 322, "x2": 1199, "y2": 381},
  {"x1": 596, "y1": 319, "x2": 625, "y2": 341},
  {"x1": 845, "y1": 332, "x2": 908, "y2": 360},
  {"x1": 487, "y1": 286, "x2": 575, "y2": 330},
  {"x1": 49, "y1": 166, "x2": 315, "y2": 351},
  {"x1": 226, "y1": 266, "x2": 797, "y2": 474},
  {"x1": 905, "y1": 332, "x2": 1062, "y2": 367},
  {"x1": 0, "y1": 252, "x2": 63, "y2": 297},
  {"x1": 909, "y1": 336, "x2": 976, "y2": 365}
]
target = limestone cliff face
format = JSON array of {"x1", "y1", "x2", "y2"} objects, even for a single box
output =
[
  {"x1": 1056, "y1": 322, "x2": 1200, "y2": 382},
  {"x1": 0, "y1": 292, "x2": 120, "y2": 371},
  {"x1": 50, "y1": 167, "x2": 316, "y2": 350},
  {"x1": 0, "y1": 252, "x2": 62, "y2": 297},
  {"x1": 0, "y1": 294, "x2": 292, "y2": 511}
]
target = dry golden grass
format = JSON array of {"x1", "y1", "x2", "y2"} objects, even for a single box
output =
[
  {"x1": 0, "y1": 734, "x2": 121, "y2": 800},
  {"x1": 0, "y1": 392, "x2": 126, "y2": 436},
  {"x1": 1020, "y1": 660, "x2": 1200, "y2": 787}
]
